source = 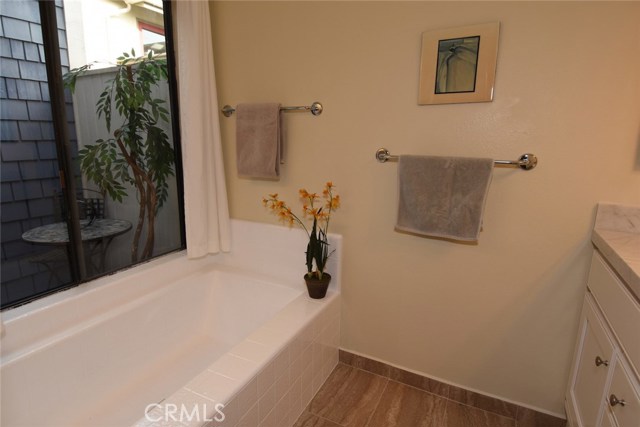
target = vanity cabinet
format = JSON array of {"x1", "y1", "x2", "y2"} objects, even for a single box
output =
[{"x1": 566, "y1": 251, "x2": 640, "y2": 427}]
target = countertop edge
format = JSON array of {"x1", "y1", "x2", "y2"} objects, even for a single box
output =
[{"x1": 592, "y1": 229, "x2": 640, "y2": 302}]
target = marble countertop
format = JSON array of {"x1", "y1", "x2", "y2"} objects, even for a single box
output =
[{"x1": 592, "y1": 203, "x2": 640, "y2": 301}]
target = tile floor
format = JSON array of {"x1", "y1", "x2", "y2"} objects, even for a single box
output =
[{"x1": 293, "y1": 363, "x2": 567, "y2": 427}]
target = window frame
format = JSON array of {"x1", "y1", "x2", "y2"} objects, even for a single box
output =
[{"x1": 138, "y1": 20, "x2": 166, "y2": 55}]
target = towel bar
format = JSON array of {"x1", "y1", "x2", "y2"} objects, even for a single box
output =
[
  {"x1": 221, "y1": 102, "x2": 323, "y2": 118},
  {"x1": 375, "y1": 148, "x2": 538, "y2": 170}
]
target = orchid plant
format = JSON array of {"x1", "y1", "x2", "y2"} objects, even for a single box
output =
[{"x1": 263, "y1": 182, "x2": 340, "y2": 280}]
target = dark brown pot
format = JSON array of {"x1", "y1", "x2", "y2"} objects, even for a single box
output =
[{"x1": 304, "y1": 273, "x2": 331, "y2": 299}]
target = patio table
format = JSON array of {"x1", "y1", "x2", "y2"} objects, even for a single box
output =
[{"x1": 22, "y1": 218, "x2": 132, "y2": 275}]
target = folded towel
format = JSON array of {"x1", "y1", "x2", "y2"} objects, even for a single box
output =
[
  {"x1": 236, "y1": 103, "x2": 281, "y2": 179},
  {"x1": 396, "y1": 155, "x2": 493, "y2": 241}
]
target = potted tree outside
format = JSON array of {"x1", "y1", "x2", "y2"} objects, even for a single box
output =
[{"x1": 64, "y1": 50, "x2": 175, "y2": 262}]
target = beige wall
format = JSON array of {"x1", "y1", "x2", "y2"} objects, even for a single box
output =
[{"x1": 210, "y1": 1, "x2": 640, "y2": 415}]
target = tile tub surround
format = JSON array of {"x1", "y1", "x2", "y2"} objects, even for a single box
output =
[
  {"x1": 137, "y1": 293, "x2": 340, "y2": 427},
  {"x1": 1, "y1": 219, "x2": 342, "y2": 427},
  {"x1": 592, "y1": 203, "x2": 640, "y2": 300},
  {"x1": 321, "y1": 351, "x2": 566, "y2": 427}
]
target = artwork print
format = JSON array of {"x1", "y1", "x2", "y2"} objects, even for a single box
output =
[{"x1": 419, "y1": 23, "x2": 499, "y2": 105}]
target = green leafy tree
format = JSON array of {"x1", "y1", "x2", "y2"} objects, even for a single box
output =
[{"x1": 65, "y1": 50, "x2": 175, "y2": 262}]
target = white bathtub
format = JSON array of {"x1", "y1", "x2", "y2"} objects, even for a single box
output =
[{"x1": 0, "y1": 220, "x2": 342, "y2": 427}]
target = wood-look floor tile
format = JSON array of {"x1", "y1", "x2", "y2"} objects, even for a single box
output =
[
  {"x1": 366, "y1": 380, "x2": 447, "y2": 427},
  {"x1": 307, "y1": 363, "x2": 387, "y2": 427},
  {"x1": 443, "y1": 400, "x2": 515, "y2": 427},
  {"x1": 515, "y1": 406, "x2": 566, "y2": 427},
  {"x1": 293, "y1": 412, "x2": 343, "y2": 427},
  {"x1": 448, "y1": 385, "x2": 518, "y2": 418},
  {"x1": 388, "y1": 366, "x2": 449, "y2": 398}
]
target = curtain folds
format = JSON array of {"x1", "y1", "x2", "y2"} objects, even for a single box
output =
[{"x1": 174, "y1": 1, "x2": 231, "y2": 258}]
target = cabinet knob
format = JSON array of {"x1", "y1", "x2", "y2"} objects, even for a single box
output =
[
  {"x1": 609, "y1": 394, "x2": 626, "y2": 407},
  {"x1": 595, "y1": 356, "x2": 609, "y2": 367}
]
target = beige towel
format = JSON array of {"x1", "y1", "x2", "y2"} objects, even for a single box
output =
[
  {"x1": 236, "y1": 103, "x2": 281, "y2": 179},
  {"x1": 396, "y1": 155, "x2": 493, "y2": 241}
]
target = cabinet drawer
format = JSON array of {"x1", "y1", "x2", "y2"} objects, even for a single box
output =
[
  {"x1": 607, "y1": 360, "x2": 640, "y2": 427},
  {"x1": 587, "y1": 252, "x2": 640, "y2": 372}
]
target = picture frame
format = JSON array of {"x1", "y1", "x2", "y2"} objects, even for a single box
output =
[{"x1": 418, "y1": 22, "x2": 500, "y2": 105}]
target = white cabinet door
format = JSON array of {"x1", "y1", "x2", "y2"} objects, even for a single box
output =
[
  {"x1": 570, "y1": 297, "x2": 615, "y2": 427},
  {"x1": 607, "y1": 360, "x2": 640, "y2": 427},
  {"x1": 601, "y1": 409, "x2": 617, "y2": 427}
]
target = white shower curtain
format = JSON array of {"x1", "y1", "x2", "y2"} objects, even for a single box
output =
[{"x1": 174, "y1": 1, "x2": 231, "y2": 258}]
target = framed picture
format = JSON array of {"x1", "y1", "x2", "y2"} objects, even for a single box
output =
[{"x1": 418, "y1": 22, "x2": 500, "y2": 105}]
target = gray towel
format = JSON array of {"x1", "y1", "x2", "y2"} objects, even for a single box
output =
[
  {"x1": 396, "y1": 155, "x2": 493, "y2": 241},
  {"x1": 236, "y1": 103, "x2": 281, "y2": 179}
]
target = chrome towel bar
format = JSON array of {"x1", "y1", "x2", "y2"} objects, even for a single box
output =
[
  {"x1": 221, "y1": 102, "x2": 323, "y2": 118},
  {"x1": 375, "y1": 148, "x2": 538, "y2": 170}
]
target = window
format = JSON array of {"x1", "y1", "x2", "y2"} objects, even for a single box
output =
[
  {"x1": 0, "y1": 0, "x2": 184, "y2": 310},
  {"x1": 138, "y1": 21, "x2": 166, "y2": 56}
]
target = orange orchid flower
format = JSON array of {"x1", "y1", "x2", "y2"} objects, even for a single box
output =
[{"x1": 262, "y1": 183, "x2": 340, "y2": 277}]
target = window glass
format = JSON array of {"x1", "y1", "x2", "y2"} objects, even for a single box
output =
[
  {"x1": 0, "y1": 0, "x2": 74, "y2": 306},
  {"x1": 141, "y1": 26, "x2": 166, "y2": 55},
  {"x1": 0, "y1": 0, "x2": 183, "y2": 310}
]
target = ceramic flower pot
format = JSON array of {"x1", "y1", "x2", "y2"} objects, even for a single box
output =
[{"x1": 304, "y1": 273, "x2": 331, "y2": 299}]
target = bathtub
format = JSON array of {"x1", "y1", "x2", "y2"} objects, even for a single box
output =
[{"x1": 0, "y1": 220, "x2": 342, "y2": 427}]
